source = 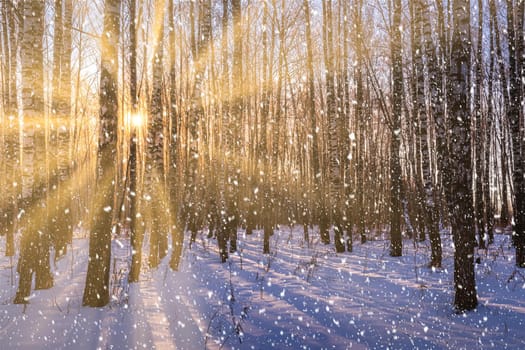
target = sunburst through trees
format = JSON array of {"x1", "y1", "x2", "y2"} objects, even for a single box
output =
[{"x1": 0, "y1": 0, "x2": 524, "y2": 314}]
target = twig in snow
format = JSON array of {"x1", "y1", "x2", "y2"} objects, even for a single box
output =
[
  {"x1": 70, "y1": 242, "x2": 74, "y2": 280},
  {"x1": 414, "y1": 241, "x2": 419, "y2": 284},
  {"x1": 204, "y1": 309, "x2": 220, "y2": 350},
  {"x1": 10, "y1": 256, "x2": 14, "y2": 286},
  {"x1": 239, "y1": 246, "x2": 243, "y2": 271},
  {"x1": 228, "y1": 260, "x2": 235, "y2": 304},
  {"x1": 265, "y1": 242, "x2": 278, "y2": 273},
  {"x1": 53, "y1": 294, "x2": 63, "y2": 313},
  {"x1": 507, "y1": 269, "x2": 525, "y2": 284},
  {"x1": 306, "y1": 252, "x2": 319, "y2": 283}
]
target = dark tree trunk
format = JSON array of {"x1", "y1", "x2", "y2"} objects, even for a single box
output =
[
  {"x1": 303, "y1": 0, "x2": 320, "y2": 194},
  {"x1": 128, "y1": 0, "x2": 143, "y2": 282},
  {"x1": 51, "y1": 0, "x2": 73, "y2": 260},
  {"x1": 485, "y1": 0, "x2": 497, "y2": 244},
  {"x1": 492, "y1": 4, "x2": 511, "y2": 226},
  {"x1": 147, "y1": 7, "x2": 167, "y2": 269},
  {"x1": 217, "y1": 0, "x2": 230, "y2": 262},
  {"x1": 168, "y1": 0, "x2": 183, "y2": 271},
  {"x1": 229, "y1": 0, "x2": 242, "y2": 253},
  {"x1": 474, "y1": 0, "x2": 486, "y2": 249},
  {"x1": 389, "y1": 0, "x2": 403, "y2": 257},
  {"x1": 508, "y1": 0, "x2": 525, "y2": 267},
  {"x1": 354, "y1": 0, "x2": 366, "y2": 244},
  {"x1": 82, "y1": 0, "x2": 121, "y2": 307},
  {"x1": 341, "y1": 0, "x2": 353, "y2": 252},
  {"x1": 261, "y1": 0, "x2": 273, "y2": 253},
  {"x1": 304, "y1": 0, "x2": 323, "y2": 247},
  {"x1": 447, "y1": 0, "x2": 478, "y2": 311}
]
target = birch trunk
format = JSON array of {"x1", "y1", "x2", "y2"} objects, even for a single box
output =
[{"x1": 82, "y1": 0, "x2": 121, "y2": 307}]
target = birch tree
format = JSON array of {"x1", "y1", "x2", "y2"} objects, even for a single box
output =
[
  {"x1": 147, "y1": 2, "x2": 167, "y2": 268},
  {"x1": 415, "y1": 0, "x2": 442, "y2": 267},
  {"x1": 51, "y1": 0, "x2": 74, "y2": 259},
  {"x1": 83, "y1": 0, "x2": 121, "y2": 307},
  {"x1": 14, "y1": 0, "x2": 53, "y2": 303}
]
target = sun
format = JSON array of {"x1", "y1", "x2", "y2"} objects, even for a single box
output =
[
  {"x1": 125, "y1": 110, "x2": 146, "y2": 133},
  {"x1": 131, "y1": 112, "x2": 145, "y2": 128}
]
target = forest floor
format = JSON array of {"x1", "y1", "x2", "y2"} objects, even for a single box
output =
[{"x1": 1, "y1": 225, "x2": 524, "y2": 349}]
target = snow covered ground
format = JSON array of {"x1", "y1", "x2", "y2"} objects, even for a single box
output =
[{"x1": 1, "y1": 226, "x2": 524, "y2": 349}]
